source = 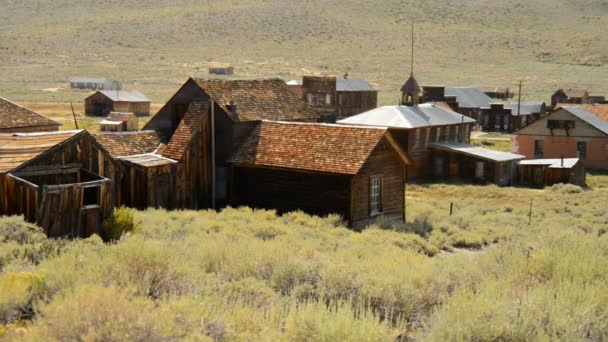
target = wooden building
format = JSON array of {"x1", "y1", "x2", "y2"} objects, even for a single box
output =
[
  {"x1": 480, "y1": 101, "x2": 546, "y2": 132},
  {"x1": 517, "y1": 158, "x2": 586, "y2": 187},
  {"x1": 0, "y1": 96, "x2": 60, "y2": 133},
  {"x1": 228, "y1": 121, "x2": 410, "y2": 229},
  {"x1": 479, "y1": 86, "x2": 512, "y2": 100},
  {"x1": 70, "y1": 77, "x2": 117, "y2": 90},
  {"x1": 337, "y1": 102, "x2": 476, "y2": 179},
  {"x1": 208, "y1": 63, "x2": 234, "y2": 75},
  {"x1": 99, "y1": 112, "x2": 139, "y2": 132},
  {"x1": 422, "y1": 86, "x2": 493, "y2": 121},
  {"x1": 0, "y1": 130, "x2": 121, "y2": 237},
  {"x1": 137, "y1": 77, "x2": 317, "y2": 210},
  {"x1": 298, "y1": 75, "x2": 377, "y2": 122},
  {"x1": 512, "y1": 104, "x2": 608, "y2": 170},
  {"x1": 551, "y1": 89, "x2": 589, "y2": 108},
  {"x1": 85, "y1": 90, "x2": 150, "y2": 117}
]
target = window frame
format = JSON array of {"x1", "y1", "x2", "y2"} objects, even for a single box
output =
[
  {"x1": 577, "y1": 141, "x2": 587, "y2": 159},
  {"x1": 534, "y1": 139, "x2": 544, "y2": 158},
  {"x1": 369, "y1": 176, "x2": 383, "y2": 216}
]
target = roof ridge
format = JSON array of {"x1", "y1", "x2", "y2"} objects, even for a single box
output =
[
  {"x1": 0, "y1": 96, "x2": 62, "y2": 126},
  {"x1": 261, "y1": 120, "x2": 388, "y2": 130}
]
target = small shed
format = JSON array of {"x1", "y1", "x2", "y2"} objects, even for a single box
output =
[
  {"x1": 85, "y1": 90, "x2": 150, "y2": 117},
  {"x1": 208, "y1": 63, "x2": 234, "y2": 75},
  {"x1": 100, "y1": 112, "x2": 139, "y2": 132},
  {"x1": 0, "y1": 130, "x2": 121, "y2": 237},
  {"x1": 429, "y1": 142, "x2": 525, "y2": 185},
  {"x1": 517, "y1": 158, "x2": 585, "y2": 187},
  {"x1": 228, "y1": 121, "x2": 411, "y2": 229},
  {"x1": 0, "y1": 96, "x2": 61, "y2": 133}
]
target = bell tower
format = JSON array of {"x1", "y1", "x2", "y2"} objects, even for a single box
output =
[{"x1": 400, "y1": 22, "x2": 420, "y2": 106}]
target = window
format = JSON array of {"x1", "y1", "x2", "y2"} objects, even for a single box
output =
[
  {"x1": 307, "y1": 93, "x2": 313, "y2": 104},
  {"x1": 436, "y1": 127, "x2": 442, "y2": 143},
  {"x1": 83, "y1": 186, "x2": 100, "y2": 206},
  {"x1": 414, "y1": 129, "x2": 421, "y2": 147},
  {"x1": 326, "y1": 94, "x2": 332, "y2": 105},
  {"x1": 454, "y1": 126, "x2": 460, "y2": 142},
  {"x1": 577, "y1": 141, "x2": 587, "y2": 158},
  {"x1": 370, "y1": 176, "x2": 382, "y2": 215},
  {"x1": 534, "y1": 139, "x2": 544, "y2": 157},
  {"x1": 424, "y1": 128, "x2": 430, "y2": 147},
  {"x1": 547, "y1": 120, "x2": 575, "y2": 129}
]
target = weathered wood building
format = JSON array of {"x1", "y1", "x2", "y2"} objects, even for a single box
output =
[
  {"x1": 85, "y1": 90, "x2": 151, "y2": 117},
  {"x1": 0, "y1": 130, "x2": 121, "y2": 237},
  {"x1": 517, "y1": 158, "x2": 586, "y2": 187},
  {"x1": 208, "y1": 63, "x2": 234, "y2": 75},
  {"x1": 296, "y1": 75, "x2": 377, "y2": 122},
  {"x1": 550, "y1": 88, "x2": 606, "y2": 108},
  {"x1": 0, "y1": 96, "x2": 60, "y2": 133},
  {"x1": 228, "y1": 121, "x2": 410, "y2": 229},
  {"x1": 70, "y1": 77, "x2": 118, "y2": 91},
  {"x1": 512, "y1": 104, "x2": 608, "y2": 170},
  {"x1": 480, "y1": 101, "x2": 546, "y2": 132},
  {"x1": 422, "y1": 86, "x2": 493, "y2": 121},
  {"x1": 99, "y1": 112, "x2": 139, "y2": 132},
  {"x1": 479, "y1": 86, "x2": 512, "y2": 100}
]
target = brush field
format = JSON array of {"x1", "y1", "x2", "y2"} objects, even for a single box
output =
[
  {"x1": 1, "y1": 173, "x2": 607, "y2": 340},
  {"x1": 1, "y1": 0, "x2": 608, "y2": 105}
]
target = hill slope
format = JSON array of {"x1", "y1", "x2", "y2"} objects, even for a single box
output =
[{"x1": 0, "y1": 0, "x2": 607, "y2": 103}]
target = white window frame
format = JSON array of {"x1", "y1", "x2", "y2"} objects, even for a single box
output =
[
  {"x1": 436, "y1": 127, "x2": 442, "y2": 142},
  {"x1": 414, "y1": 129, "x2": 421, "y2": 147},
  {"x1": 369, "y1": 176, "x2": 383, "y2": 215}
]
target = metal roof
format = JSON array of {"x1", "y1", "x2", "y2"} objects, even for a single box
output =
[
  {"x1": 120, "y1": 153, "x2": 177, "y2": 168},
  {"x1": 100, "y1": 120, "x2": 123, "y2": 125},
  {"x1": 70, "y1": 77, "x2": 109, "y2": 83},
  {"x1": 503, "y1": 101, "x2": 545, "y2": 116},
  {"x1": 99, "y1": 90, "x2": 150, "y2": 102},
  {"x1": 0, "y1": 130, "x2": 83, "y2": 173},
  {"x1": 286, "y1": 80, "x2": 303, "y2": 86},
  {"x1": 561, "y1": 106, "x2": 608, "y2": 135},
  {"x1": 337, "y1": 103, "x2": 476, "y2": 129},
  {"x1": 337, "y1": 78, "x2": 376, "y2": 92},
  {"x1": 430, "y1": 143, "x2": 525, "y2": 162},
  {"x1": 519, "y1": 158, "x2": 579, "y2": 169},
  {"x1": 445, "y1": 87, "x2": 493, "y2": 108}
]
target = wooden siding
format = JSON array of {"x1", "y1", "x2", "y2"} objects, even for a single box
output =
[
  {"x1": 517, "y1": 164, "x2": 586, "y2": 188},
  {"x1": 85, "y1": 92, "x2": 150, "y2": 117}
]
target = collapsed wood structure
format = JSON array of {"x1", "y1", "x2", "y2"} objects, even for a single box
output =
[
  {"x1": 85, "y1": 90, "x2": 150, "y2": 117},
  {"x1": 0, "y1": 96, "x2": 61, "y2": 133},
  {"x1": 0, "y1": 130, "x2": 120, "y2": 237}
]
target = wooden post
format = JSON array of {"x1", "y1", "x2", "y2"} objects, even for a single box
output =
[
  {"x1": 70, "y1": 102, "x2": 79, "y2": 129},
  {"x1": 528, "y1": 199, "x2": 533, "y2": 226},
  {"x1": 450, "y1": 202, "x2": 453, "y2": 216}
]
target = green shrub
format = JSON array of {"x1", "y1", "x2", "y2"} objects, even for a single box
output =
[{"x1": 101, "y1": 207, "x2": 139, "y2": 240}]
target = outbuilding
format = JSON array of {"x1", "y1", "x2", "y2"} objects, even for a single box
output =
[
  {"x1": 517, "y1": 158, "x2": 585, "y2": 187},
  {"x1": 85, "y1": 90, "x2": 151, "y2": 117}
]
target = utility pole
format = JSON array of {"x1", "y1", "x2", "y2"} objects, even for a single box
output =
[
  {"x1": 70, "y1": 102, "x2": 79, "y2": 129},
  {"x1": 517, "y1": 80, "x2": 523, "y2": 117}
]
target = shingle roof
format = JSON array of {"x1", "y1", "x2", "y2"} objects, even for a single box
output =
[
  {"x1": 161, "y1": 102, "x2": 209, "y2": 160},
  {"x1": 229, "y1": 121, "x2": 408, "y2": 175},
  {"x1": 0, "y1": 130, "x2": 83, "y2": 173},
  {"x1": 192, "y1": 78, "x2": 318, "y2": 122},
  {"x1": 93, "y1": 130, "x2": 163, "y2": 157},
  {"x1": 401, "y1": 75, "x2": 421, "y2": 93},
  {"x1": 429, "y1": 143, "x2": 525, "y2": 162},
  {"x1": 336, "y1": 78, "x2": 376, "y2": 92},
  {"x1": 560, "y1": 104, "x2": 608, "y2": 135},
  {"x1": 98, "y1": 90, "x2": 150, "y2": 102},
  {"x1": 504, "y1": 101, "x2": 545, "y2": 116},
  {"x1": 337, "y1": 103, "x2": 476, "y2": 129},
  {"x1": 445, "y1": 87, "x2": 493, "y2": 108},
  {"x1": 0, "y1": 96, "x2": 61, "y2": 130}
]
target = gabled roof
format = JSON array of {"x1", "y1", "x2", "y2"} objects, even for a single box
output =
[
  {"x1": 336, "y1": 78, "x2": 376, "y2": 92},
  {"x1": 401, "y1": 75, "x2": 421, "y2": 93},
  {"x1": 337, "y1": 103, "x2": 475, "y2": 129},
  {"x1": 192, "y1": 78, "x2": 318, "y2": 122},
  {"x1": 96, "y1": 90, "x2": 150, "y2": 102},
  {"x1": 556, "y1": 88, "x2": 588, "y2": 99},
  {"x1": 519, "y1": 158, "x2": 579, "y2": 169},
  {"x1": 0, "y1": 130, "x2": 83, "y2": 173},
  {"x1": 229, "y1": 121, "x2": 410, "y2": 175},
  {"x1": 0, "y1": 96, "x2": 61, "y2": 130},
  {"x1": 560, "y1": 104, "x2": 608, "y2": 135},
  {"x1": 503, "y1": 101, "x2": 545, "y2": 116},
  {"x1": 429, "y1": 143, "x2": 525, "y2": 162},
  {"x1": 161, "y1": 102, "x2": 209, "y2": 160},
  {"x1": 445, "y1": 87, "x2": 493, "y2": 108},
  {"x1": 93, "y1": 130, "x2": 164, "y2": 157}
]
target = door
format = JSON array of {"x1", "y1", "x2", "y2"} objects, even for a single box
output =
[
  {"x1": 434, "y1": 157, "x2": 445, "y2": 177},
  {"x1": 82, "y1": 206, "x2": 101, "y2": 237},
  {"x1": 154, "y1": 174, "x2": 170, "y2": 208},
  {"x1": 475, "y1": 161, "x2": 485, "y2": 179}
]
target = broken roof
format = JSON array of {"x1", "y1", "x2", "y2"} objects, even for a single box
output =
[
  {"x1": 503, "y1": 101, "x2": 545, "y2": 116},
  {"x1": 430, "y1": 143, "x2": 525, "y2": 162},
  {"x1": 161, "y1": 102, "x2": 208, "y2": 161},
  {"x1": 229, "y1": 121, "x2": 409, "y2": 175},
  {"x1": 0, "y1": 96, "x2": 61, "y2": 130},
  {"x1": 519, "y1": 158, "x2": 580, "y2": 169},
  {"x1": 337, "y1": 103, "x2": 475, "y2": 129},
  {"x1": 560, "y1": 104, "x2": 608, "y2": 135},
  {"x1": 97, "y1": 90, "x2": 150, "y2": 102},
  {"x1": 445, "y1": 87, "x2": 493, "y2": 109},
  {"x1": 0, "y1": 130, "x2": 83, "y2": 173},
  {"x1": 336, "y1": 78, "x2": 376, "y2": 92},
  {"x1": 93, "y1": 130, "x2": 163, "y2": 157},
  {"x1": 192, "y1": 77, "x2": 318, "y2": 122}
]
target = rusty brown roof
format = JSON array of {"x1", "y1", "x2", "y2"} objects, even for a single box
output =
[
  {"x1": 161, "y1": 102, "x2": 209, "y2": 160},
  {"x1": 93, "y1": 130, "x2": 163, "y2": 157},
  {"x1": 559, "y1": 88, "x2": 588, "y2": 99},
  {"x1": 401, "y1": 74, "x2": 421, "y2": 93},
  {"x1": 229, "y1": 121, "x2": 409, "y2": 175},
  {"x1": 192, "y1": 78, "x2": 318, "y2": 122},
  {"x1": 0, "y1": 130, "x2": 82, "y2": 173},
  {"x1": 0, "y1": 96, "x2": 61, "y2": 130}
]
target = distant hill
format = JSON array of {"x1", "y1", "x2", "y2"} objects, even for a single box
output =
[{"x1": 1, "y1": 0, "x2": 607, "y2": 104}]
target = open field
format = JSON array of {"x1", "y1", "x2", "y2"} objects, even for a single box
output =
[
  {"x1": 1, "y1": 0, "x2": 607, "y2": 105},
  {"x1": 1, "y1": 173, "x2": 607, "y2": 340}
]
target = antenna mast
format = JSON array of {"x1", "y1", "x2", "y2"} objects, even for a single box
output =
[{"x1": 410, "y1": 21, "x2": 415, "y2": 76}]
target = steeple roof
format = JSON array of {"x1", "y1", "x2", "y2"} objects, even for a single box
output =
[{"x1": 401, "y1": 74, "x2": 421, "y2": 93}]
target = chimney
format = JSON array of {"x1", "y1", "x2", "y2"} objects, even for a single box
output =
[
  {"x1": 227, "y1": 100, "x2": 237, "y2": 114},
  {"x1": 343, "y1": 72, "x2": 349, "y2": 79}
]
